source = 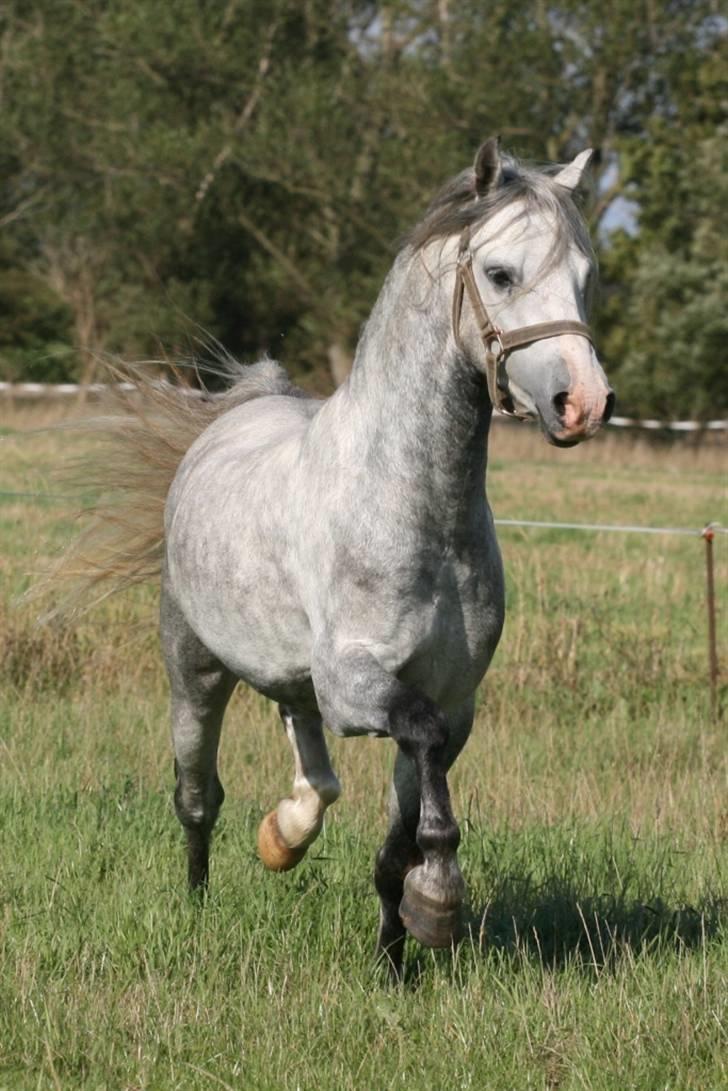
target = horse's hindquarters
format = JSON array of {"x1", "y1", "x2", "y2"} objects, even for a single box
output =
[{"x1": 164, "y1": 396, "x2": 319, "y2": 703}]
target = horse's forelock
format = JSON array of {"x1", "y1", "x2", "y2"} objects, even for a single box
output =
[{"x1": 405, "y1": 156, "x2": 595, "y2": 278}]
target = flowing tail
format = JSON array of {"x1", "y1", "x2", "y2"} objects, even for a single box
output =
[{"x1": 38, "y1": 357, "x2": 306, "y2": 617}]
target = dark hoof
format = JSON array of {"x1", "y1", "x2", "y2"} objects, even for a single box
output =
[{"x1": 398, "y1": 868, "x2": 463, "y2": 949}]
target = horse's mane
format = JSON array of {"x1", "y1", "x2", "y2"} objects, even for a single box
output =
[{"x1": 405, "y1": 155, "x2": 595, "y2": 277}]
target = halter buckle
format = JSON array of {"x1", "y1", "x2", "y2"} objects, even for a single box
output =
[
  {"x1": 489, "y1": 325, "x2": 505, "y2": 359},
  {"x1": 456, "y1": 247, "x2": 472, "y2": 273}
]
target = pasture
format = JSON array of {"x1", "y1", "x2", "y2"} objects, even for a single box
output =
[{"x1": 1, "y1": 405, "x2": 725, "y2": 1090}]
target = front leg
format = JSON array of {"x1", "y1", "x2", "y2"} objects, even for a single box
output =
[
  {"x1": 375, "y1": 698, "x2": 474, "y2": 975},
  {"x1": 388, "y1": 692, "x2": 465, "y2": 947},
  {"x1": 312, "y1": 641, "x2": 466, "y2": 952},
  {"x1": 374, "y1": 808, "x2": 421, "y2": 977}
]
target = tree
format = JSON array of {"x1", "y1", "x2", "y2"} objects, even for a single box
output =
[
  {"x1": 0, "y1": 0, "x2": 724, "y2": 417},
  {"x1": 598, "y1": 23, "x2": 728, "y2": 418}
]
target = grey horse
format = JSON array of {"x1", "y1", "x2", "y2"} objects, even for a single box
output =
[{"x1": 64, "y1": 139, "x2": 613, "y2": 977}]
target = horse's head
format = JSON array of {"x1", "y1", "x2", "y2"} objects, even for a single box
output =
[{"x1": 445, "y1": 139, "x2": 614, "y2": 446}]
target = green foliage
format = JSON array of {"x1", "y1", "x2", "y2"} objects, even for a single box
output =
[
  {"x1": 597, "y1": 27, "x2": 728, "y2": 419},
  {"x1": 0, "y1": 265, "x2": 74, "y2": 381},
  {"x1": 0, "y1": 1, "x2": 725, "y2": 416}
]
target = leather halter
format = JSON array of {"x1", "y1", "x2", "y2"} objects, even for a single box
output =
[{"x1": 451, "y1": 224, "x2": 594, "y2": 414}]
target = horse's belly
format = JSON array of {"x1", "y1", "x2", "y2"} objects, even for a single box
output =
[
  {"x1": 167, "y1": 527, "x2": 314, "y2": 688},
  {"x1": 202, "y1": 598, "x2": 311, "y2": 688}
]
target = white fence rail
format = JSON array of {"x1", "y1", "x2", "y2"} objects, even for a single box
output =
[{"x1": 1, "y1": 380, "x2": 726, "y2": 433}]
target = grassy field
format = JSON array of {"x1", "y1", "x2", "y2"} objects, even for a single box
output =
[{"x1": 0, "y1": 403, "x2": 726, "y2": 1090}]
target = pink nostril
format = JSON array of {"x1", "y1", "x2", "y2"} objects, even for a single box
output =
[
  {"x1": 553, "y1": 390, "x2": 583, "y2": 431},
  {"x1": 554, "y1": 389, "x2": 611, "y2": 434}
]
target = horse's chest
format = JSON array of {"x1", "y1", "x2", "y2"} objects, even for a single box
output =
[
  {"x1": 351, "y1": 544, "x2": 505, "y2": 708},
  {"x1": 409, "y1": 560, "x2": 503, "y2": 701}
]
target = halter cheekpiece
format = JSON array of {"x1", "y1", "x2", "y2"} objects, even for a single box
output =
[{"x1": 452, "y1": 223, "x2": 594, "y2": 414}]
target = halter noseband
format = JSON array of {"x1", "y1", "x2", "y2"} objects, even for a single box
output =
[{"x1": 451, "y1": 224, "x2": 594, "y2": 414}]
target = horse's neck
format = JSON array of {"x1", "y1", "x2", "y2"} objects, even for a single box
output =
[{"x1": 341, "y1": 249, "x2": 492, "y2": 532}]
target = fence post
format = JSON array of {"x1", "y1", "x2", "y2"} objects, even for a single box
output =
[{"x1": 702, "y1": 524, "x2": 719, "y2": 720}]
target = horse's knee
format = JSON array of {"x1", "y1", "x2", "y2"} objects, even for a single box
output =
[
  {"x1": 174, "y1": 770, "x2": 224, "y2": 832},
  {"x1": 388, "y1": 691, "x2": 450, "y2": 759}
]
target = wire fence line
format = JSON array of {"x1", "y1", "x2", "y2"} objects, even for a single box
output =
[
  {"x1": 494, "y1": 519, "x2": 726, "y2": 538},
  {"x1": 1, "y1": 380, "x2": 727, "y2": 433},
  {"x1": 0, "y1": 490, "x2": 82, "y2": 502},
  {"x1": 0, "y1": 485, "x2": 724, "y2": 544}
]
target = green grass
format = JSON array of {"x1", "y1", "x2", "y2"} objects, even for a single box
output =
[
  {"x1": 0, "y1": 414, "x2": 726, "y2": 1089},
  {"x1": 1, "y1": 782, "x2": 725, "y2": 1089}
]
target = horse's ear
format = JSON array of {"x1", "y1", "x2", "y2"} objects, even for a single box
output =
[
  {"x1": 554, "y1": 149, "x2": 594, "y2": 192},
  {"x1": 473, "y1": 137, "x2": 503, "y2": 196}
]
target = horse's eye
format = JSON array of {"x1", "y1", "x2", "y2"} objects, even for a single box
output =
[{"x1": 487, "y1": 267, "x2": 513, "y2": 290}]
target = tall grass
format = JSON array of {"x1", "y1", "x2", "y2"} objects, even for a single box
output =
[{"x1": 0, "y1": 409, "x2": 725, "y2": 1089}]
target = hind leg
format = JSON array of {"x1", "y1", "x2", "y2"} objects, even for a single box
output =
[
  {"x1": 258, "y1": 707, "x2": 341, "y2": 872},
  {"x1": 161, "y1": 588, "x2": 236, "y2": 890},
  {"x1": 375, "y1": 699, "x2": 475, "y2": 978}
]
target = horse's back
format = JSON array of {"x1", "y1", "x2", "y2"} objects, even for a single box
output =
[{"x1": 169, "y1": 391, "x2": 319, "y2": 488}]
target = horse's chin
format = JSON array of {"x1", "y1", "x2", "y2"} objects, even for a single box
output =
[
  {"x1": 544, "y1": 431, "x2": 580, "y2": 448},
  {"x1": 497, "y1": 396, "x2": 587, "y2": 447},
  {"x1": 529, "y1": 397, "x2": 597, "y2": 447},
  {"x1": 540, "y1": 416, "x2": 601, "y2": 447}
]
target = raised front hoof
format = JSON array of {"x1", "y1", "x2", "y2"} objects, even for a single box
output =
[
  {"x1": 398, "y1": 868, "x2": 463, "y2": 949},
  {"x1": 257, "y1": 811, "x2": 308, "y2": 872}
]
